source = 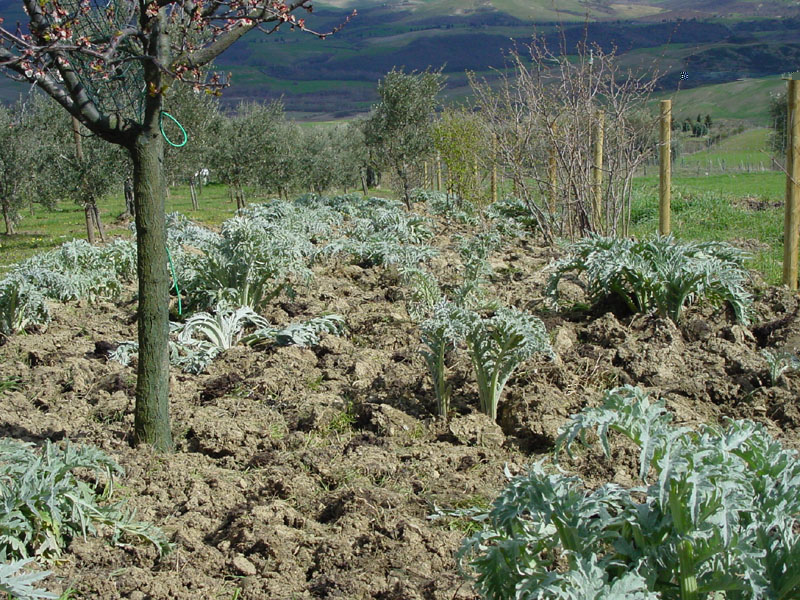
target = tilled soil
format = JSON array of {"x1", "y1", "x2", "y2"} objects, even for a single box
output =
[{"x1": 1, "y1": 222, "x2": 799, "y2": 599}]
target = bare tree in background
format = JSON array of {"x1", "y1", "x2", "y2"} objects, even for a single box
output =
[{"x1": 470, "y1": 38, "x2": 659, "y2": 242}]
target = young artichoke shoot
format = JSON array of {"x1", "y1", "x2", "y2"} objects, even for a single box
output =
[
  {"x1": 465, "y1": 307, "x2": 553, "y2": 421},
  {"x1": 421, "y1": 301, "x2": 470, "y2": 418}
]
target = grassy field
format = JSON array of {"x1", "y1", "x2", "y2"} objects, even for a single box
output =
[
  {"x1": 0, "y1": 165, "x2": 792, "y2": 285},
  {"x1": 630, "y1": 172, "x2": 786, "y2": 283},
  {"x1": 654, "y1": 77, "x2": 785, "y2": 126},
  {"x1": 0, "y1": 185, "x2": 240, "y2": 275},
  {"x1": 674, "y1": 128, "x2": 780, "y2": 173}
]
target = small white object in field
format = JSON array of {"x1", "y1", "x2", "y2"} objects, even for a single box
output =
[{"x1": 194, "y1": 168, "x2": 210, "y2": 185}]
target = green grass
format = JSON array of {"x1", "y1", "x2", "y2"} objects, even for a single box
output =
[
  {"x1": 0, "y1": 376, "x2": 22, "y2": 392},
  {"x1": 0, "y1": 151, "x2": 793, "y2": 288},
  {"x1": 0, "y1": 184, "x2": 244, "y2": 275},
  {"x1": 296, "y1": 120, "x2": 347, "y2": 128},
  {"x1": 630, "y1": 172, "x2": 786, "y2": 283},
  {"x1": 674, "y1": 128, "x2": 779, "y2": 173},
  {"x1": 709, "y1": 128, "x2": 771, "y2": 153},
  {"x1": 164, "y1": 183, "x2": 246, "y2": 224},
  {"x1": 659, "y1": 171, "x2": 783, "y2": 198},
  {"x1": 0, "y1": 203, "x2": 130, "y2": 273}
]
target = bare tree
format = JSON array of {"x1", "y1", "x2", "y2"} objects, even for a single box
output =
[{"x1": 470, "y1": 38, "x2": 659, "y2": 241}]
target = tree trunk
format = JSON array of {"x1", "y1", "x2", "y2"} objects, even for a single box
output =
[
  {"x1": 399, "y1": 164, "x2": 411, "y2": 210},
  {"x1": 92, "y1": 202, "x2": 107, "y2": 243},
  {"x1": 366, "y1": 165, "x2": 380, "y2": 188},
  {"x1": 129, "y1": 131, "x2": 173, "y2": 451},
  {"x1": 189, "y1": 180, "x2": 199, "y2": 210},
  {"x1": 2, "y1": 203, "x2": 15, "y2": 235},
  {"x1": 84, "y1": 204, "x2": 96, "y2": 244},
  {"x1": 74, "y1": 118, "x2": 97, "y2": 245},
  {"x1": 123, "y1": 178, "x2": 136, "y2": 218}
]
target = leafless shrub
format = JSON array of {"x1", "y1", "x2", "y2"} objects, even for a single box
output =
[{"x1": 470, "y1": 37, "x2": 659, "y2": 242}]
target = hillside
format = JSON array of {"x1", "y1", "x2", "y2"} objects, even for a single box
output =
[
  {"x1": 214, "y1": 8, "x2": 799, "y2": 118},
  {"x1": 318, "y1": 0, "x2": 799, "y2": 21},
  {"x1": 655, "y1": 77, "x2": 785, "y2": 126},
  {"x1": 0, "y1": 0, "x2": 798, "y2": 117}
]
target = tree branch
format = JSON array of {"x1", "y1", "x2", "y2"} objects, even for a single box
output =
[
  {"x1": 172, "y1": 0, "x2": 341, "y2": 70},
  {"x1": 173, "y1": 17, "x2": 253, "y2": 69}
]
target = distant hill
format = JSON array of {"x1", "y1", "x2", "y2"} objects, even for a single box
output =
[
  {"x1": 317, "y1": 0, "x2": 799, "y2": 21},
  {"x1": 654, "y1": 77, "x2": 785, "y2": 126},
  {"x1": 209, "y1": 4, "x2": 800, "y2": 118},
  {"x1": 0, "y1": 0, "x2": 798, "y2": 118}
]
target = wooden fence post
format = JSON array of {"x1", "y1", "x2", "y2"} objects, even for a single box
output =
[
  {"x1": 473, "y1": 156, "x2": 479, "y2": 201},
  {"x1": 436, "y1": 153, "x2": 442, "y2": 192},
  {"x1": 783, "y1": 79, "x2": 800, "y2": 290},
  {"x1": 592, "y1": 112, "x2": 604, "y2": 232},
  {"x1": 72, "y1": 115, "x2": 92, "y2": 246},
  {"x1": 659, "y1": 100, "x2": 672, "y2": 236},
  {"x1": 490, "y1": 135, "x2": 498, "y2": 205},
  {"x1": 548, "y1": 123, "x2": 558, "y2": 214}
]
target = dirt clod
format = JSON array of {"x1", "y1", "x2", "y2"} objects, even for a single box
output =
[{"x1": 2, "y1": 221, "x2": 800, "y2": 599}]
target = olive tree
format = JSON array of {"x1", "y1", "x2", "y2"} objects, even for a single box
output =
[
  {"x1": 332, "y1": 122, "x2": 368, "y2": 193},
  {"x1": 163, "y1": 83, "x2": 221, "y2": 207},
  {"x1": 33, "y1": 98, "x2": 126, "y2": 243},
  {"x1": 290, "y1": 122, "x2": 366, "y2": 196},
  {"x1": 251, "y1": 105, "x2": 296, "y2": 198},
  {"x1": 210, "y1": 101, "x2": 286, "y2": 207},
  {"x1": 0, "y1": 96, "x2": 67, "y2": 235},
  {"x1": 364, "y1": 68, "x2": 444, "y2": 208},
  {"x1": 295, "y1": 126, "x2": 336, "y2": 195},
  {"x1": 0, "y1": 0, "x2": 345, "y2": 450},
  {"x1": 65, "y1": 120, "x2": 125, "y2": 243},
  {"x1": 0, "y1": 103, "x2": 36, "y2": 234}
]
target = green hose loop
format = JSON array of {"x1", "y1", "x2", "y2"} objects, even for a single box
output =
[
  {"x1": 159, "y1": 111, "x2": 188, "y2": 148},
  {"x1": 166, "y1": 246, "x2": 183, "y2": 316}
]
